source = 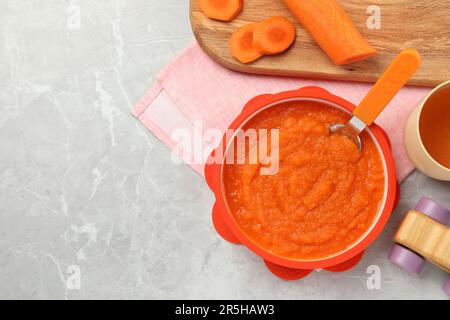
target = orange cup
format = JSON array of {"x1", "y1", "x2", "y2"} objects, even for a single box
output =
[{"x1": 404, "y1": 81, "x2": 450, "y2": 181}]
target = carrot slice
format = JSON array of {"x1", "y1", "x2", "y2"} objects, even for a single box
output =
[
  {"x1": 198, "y1": 0, "x2": 243, "y2": 22},
  {"x1": 283, "y1": 0, "x2": 376, "y2": 65},
  {"x1": 254, "y1": 17, "x2": 296, "y2": 55},
  {"x1": 229, "y1": 23, "x2": 263, "y2": 64}
]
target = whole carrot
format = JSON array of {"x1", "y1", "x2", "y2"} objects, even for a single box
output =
[{"x1": 283, "y1": 0, "x2": 377, "y2": 65}]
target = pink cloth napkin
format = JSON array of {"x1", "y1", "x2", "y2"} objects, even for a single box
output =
[{"x1": 132, "y1": 41, "x2": 430, "y2": 182}]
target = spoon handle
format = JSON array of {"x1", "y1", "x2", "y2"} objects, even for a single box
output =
[{"x1": 354, "y1": 49, "x2": 421, "y2": 126}]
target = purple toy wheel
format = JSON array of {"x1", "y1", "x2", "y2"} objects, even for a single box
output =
[
  {"x1": 443, "y1": 276, "x2": 450, "y2": 296},
  {"x1": 415, "y1": 197, "x2": 450, "y2": 225},
  {"x1": 388, "y1": 244, "x2": 425, "y2": 275}
]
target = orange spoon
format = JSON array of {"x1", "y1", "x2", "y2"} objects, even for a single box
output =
[{"x1": 330, "y1": 49, "x2": 422, "y2": 151}]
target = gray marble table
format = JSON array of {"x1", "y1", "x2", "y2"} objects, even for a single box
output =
[{"x1": 0, "y1": 0, "x2": 448, "y2": 300}]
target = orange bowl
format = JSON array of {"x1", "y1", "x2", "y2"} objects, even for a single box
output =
[{"x1": 205, "y1": 86, "x2": 400, "y2": 280}]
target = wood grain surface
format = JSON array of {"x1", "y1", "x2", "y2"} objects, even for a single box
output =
[
  {"x1": 395, "y1": 210, "x2": 450, "y2": 273},
  {"x1": 190, "y1": 0, "x2": 450, "y2": 87}
]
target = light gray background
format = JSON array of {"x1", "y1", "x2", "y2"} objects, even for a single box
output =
[{"x1": 0, "y1": 0, "x2": 448, "y2": 300}]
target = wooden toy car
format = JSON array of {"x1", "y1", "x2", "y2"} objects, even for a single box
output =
[{"x1": 389, "y1": 197, "x2": 450, "y2": 295}]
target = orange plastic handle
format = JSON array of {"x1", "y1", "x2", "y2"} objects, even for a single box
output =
[{"x1": 354, "y1": 49, "x2": 422, "y2": 126}]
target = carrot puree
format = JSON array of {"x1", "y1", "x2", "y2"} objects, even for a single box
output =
[{"x1": 223, "y1": 101, "x2": 385, "y2": 260}]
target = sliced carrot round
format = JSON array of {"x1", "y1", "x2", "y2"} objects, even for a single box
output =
[
  {"x1": 254, "y1": 17, "x2": 296, "y2": 55},
  {"x1": 229, "y1": 23, "x2": 263, "y2": 64},
  {"x1": 198, "y1": 0, "x2": 243, "y2": 22}
]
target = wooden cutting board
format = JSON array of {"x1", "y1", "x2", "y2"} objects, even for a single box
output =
[{"x1": 190, "y1": 0, "x2": 450, "y2": 87}]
